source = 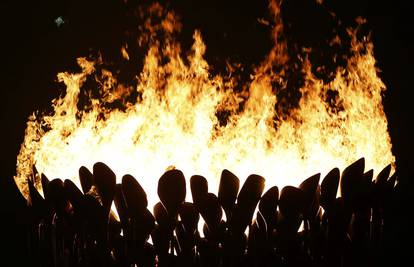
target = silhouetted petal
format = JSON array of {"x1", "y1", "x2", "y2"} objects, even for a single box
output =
[
  {"x1": 218, "y1": 169, "x2": 239, "y2": 220},
  {"x1": 190, "y1": 174, "x2": 208, "y2": 206},
  {"x1": 299, "y1": 173, "x2": 320, "y2": 219},
  {"x1": 93, "y1": 162, "x2": 116, "y2": 215},
  {"x1": 41, "y1": 173, "x2": 49, "y2": 195},
  {"x1": 64, "y1": 179, "x2": 84, "y2": 212},
  {"x1": 158, "y1": 169, "x2": 186, "y2": 215},
  {"x1": 279, "y1": 186, "x2": 305, "y2": 219},
  {"x1": 198, "y1": 192, "x2": 222, "y2": 232},
  {"x1": 258, "y1": 186, "x2": 278, "y2": 229},
  {"x1": 122, "y1": 174, "x2": 147, "y2": 217},
  {"x1": 178, "y1": 202, "x2": 199, "y2": 233},
  {"x1": 45, "y1": 178, "x2": 67, "y2": 217},
  {"x1": 320, "y1": 168, "x2": 340, "y2": 211},
  {"x1": 113, "y1": 184, "x2": 128, "y2": 224},
  {"x1": 341, "y1": 157, "x2": 365, "y2": 208},
  {"x1": 79, "y1": 166, "x2": 94, "y2": 194}
]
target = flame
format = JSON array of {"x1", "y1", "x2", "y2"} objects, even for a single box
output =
[{"x1": 15, "y1": 1, "x2": 394, "y2": 209}]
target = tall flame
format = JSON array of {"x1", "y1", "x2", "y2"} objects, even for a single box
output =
[{"x1": 15, "y1": 1, "x2": 394, "y2": 208}]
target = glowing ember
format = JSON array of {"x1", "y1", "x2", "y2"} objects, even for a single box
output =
[{"x1": 15, "y1": 1, "x2": 394, "y2": 209}]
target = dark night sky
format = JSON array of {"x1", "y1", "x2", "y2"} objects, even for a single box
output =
[{"x1": 1, "y1": 0, "x2": 413, "y2": 260}]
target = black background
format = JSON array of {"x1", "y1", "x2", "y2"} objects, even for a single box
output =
[{"x1": 1, "y1": 0, "x2": 413, "y2": 263}]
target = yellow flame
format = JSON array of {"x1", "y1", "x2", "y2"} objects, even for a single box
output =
[{"x1": 15, "y1": 1, "x2": 394, "y2": 209}]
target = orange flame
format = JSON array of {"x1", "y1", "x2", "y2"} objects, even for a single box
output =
[{"x1": 15, "y1": 1, "x2": 394, "y2": 208}]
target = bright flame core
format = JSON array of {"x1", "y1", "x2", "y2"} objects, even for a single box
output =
[{"x1": 15, "y1": 2, "x2": 394, "y2": 208}]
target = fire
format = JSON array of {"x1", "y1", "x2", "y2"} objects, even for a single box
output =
[{"x1": 15, "y1": 1, "x2": 394, "y2": 209}]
